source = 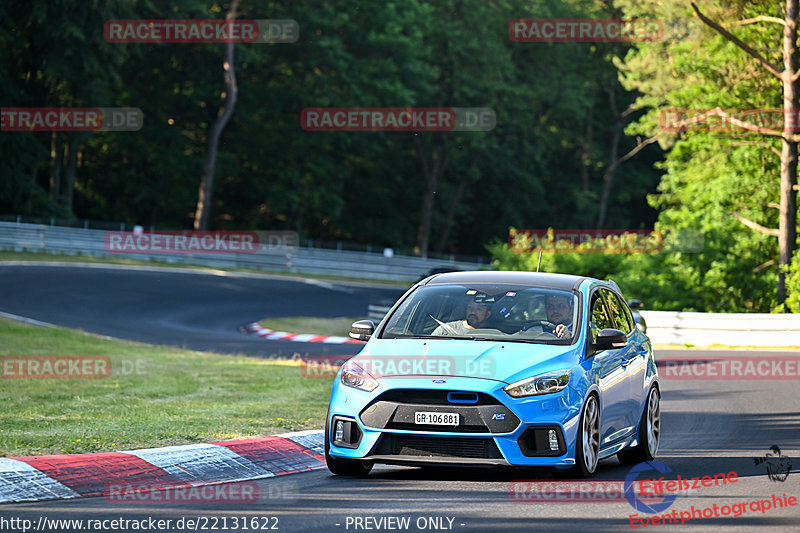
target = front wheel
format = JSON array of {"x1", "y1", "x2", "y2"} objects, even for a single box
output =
[
  {"x1": 325, "y1": 453, "x2": 373, "y2": 476},
  {"x1": 324, "y1": 412, "x2": 373, "y2": 476},
  {"x1": 573, "y1": 394, "x2": 600, "y2": 477},
  {"x1": 618, "y1": 385, "x2": 660, "y2": 465}
]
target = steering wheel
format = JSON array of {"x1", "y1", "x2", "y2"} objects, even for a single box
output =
[{"x1": 521, "y1": 320, "x2": 556, "y2": 332}]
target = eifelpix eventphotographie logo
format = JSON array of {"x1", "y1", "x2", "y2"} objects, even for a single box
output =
[{"x1": 754, "y1": 445, "x2": 792, "y2": 482}]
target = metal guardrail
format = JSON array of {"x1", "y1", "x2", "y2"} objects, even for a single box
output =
[
  {"x1": 0, "y1": 222, "x2": 486, "y2": 282},
  {"x1": 642, "y1": 311, "x2": 800, "y2": 347},
  {"x1": 368, "y1": 304, "x2": 392, "y2": 322},
  {"x1": 364, "y1": 307, "x2": 800, "y2": 347}
]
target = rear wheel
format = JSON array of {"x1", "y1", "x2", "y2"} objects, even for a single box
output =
[
  {"x1": 324, "y1": 412, "x2": 373, "y2": 476},
  {"x1": 618, "y1": 385, "x2": 660, "y2": 465},
  {"x1": 573, "y1": 394, "x2": 600, "y2": 477}
]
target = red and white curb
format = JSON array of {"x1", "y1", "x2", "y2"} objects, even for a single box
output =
[
  {"x1": 0, "y1": 430, "x2": 324, "y2": 504},
  {"x1": 241, "y1": 322, "x2": 364, "y2": 344}
]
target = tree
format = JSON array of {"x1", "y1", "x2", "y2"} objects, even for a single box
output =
[
  {"x1": 193, "y1": 0, "x2": 241, "y2": 230},
  {"x1": 689, "y1": 0, "x2": 798, "y2": 302},
  {"x1": 0, "y1": 0, "x2": 137, "y2": 217},
  {"x1": 611, "y1": 0, "x2": 798, "y2": 311}
]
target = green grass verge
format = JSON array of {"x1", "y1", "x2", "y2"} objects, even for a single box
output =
[
  {"x1": 0, "y1": 318, "x2": 332, "y2": 457},
  {"x1": 257, "y1": 317, "x2": 362, "y2": 337}
]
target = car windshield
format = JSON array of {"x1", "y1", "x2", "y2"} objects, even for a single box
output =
[{"x1": 381, "y1": 284, "x2": 580, "y2": 344}]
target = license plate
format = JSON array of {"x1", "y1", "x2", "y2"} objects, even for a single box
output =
[{"x1": 414, "y1": 411, "x2": 459, "y2": 425}]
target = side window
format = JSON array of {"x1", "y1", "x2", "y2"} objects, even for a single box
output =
[
  {"x1": 605, "y1": 291, "x2": 633, "y2": 335},
  {"x1": 590, "y1": 292, "x2": 612, "y2": 342}
]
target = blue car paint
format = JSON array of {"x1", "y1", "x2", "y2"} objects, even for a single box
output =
[{"x1": 327, "y1": 276, "x2": 659, "y2": 470}]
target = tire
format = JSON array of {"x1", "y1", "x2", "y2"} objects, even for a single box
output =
[
  {"x1": 324, "y1": 411, "x2": 373, "y2": 477},
  {"x1": 618, "y1": 385, "x2": 660, "y2": 465},
  {"x1": 573, "y1": 394, "x2": 600, "y2": 478}
]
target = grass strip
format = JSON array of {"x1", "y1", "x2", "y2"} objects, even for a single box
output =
[
  {"x1": 0, "y1": 319, "x2": 332, "y2": 457},
  {"x1": 256, "y1": 317, "x2": 363, "y2": 338}
]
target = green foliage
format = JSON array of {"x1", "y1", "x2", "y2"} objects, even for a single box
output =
[
  {"x1": 491, "y1": 222, "x2": 778, "y2": 312},
  {"x1": 783, "y1": 252, "x2": 800, "y2": 313},
  {"x1": 608, "y1": 0, "x2": 790, "y2": 311},
  {"x1": 1, "y1": 0, "x2": 661, "y2": 256}
]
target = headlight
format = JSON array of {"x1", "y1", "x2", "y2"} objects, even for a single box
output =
[
  {"x1": 504, "y1": 369, "x2": 571, "y2": 398},
  {"x1": 340, "y1": 360, "x2": 379, "y2": 392}
]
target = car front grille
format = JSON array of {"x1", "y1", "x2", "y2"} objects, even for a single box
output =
[
  {"x1": 374, "y1": 434, "x2": 503, "y2": 459},
  {"x1": 374, "y1": 389, "x2": 500, "y2": 405},
  {"x1": 360, "y1": 389, "x2": 520, "y2": 434}
]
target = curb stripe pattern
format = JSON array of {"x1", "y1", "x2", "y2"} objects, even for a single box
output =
[
  {"x1": 240, "y1": 323, "x2": 364, "y2": 344},
  {"x1": 14, "y1": 452, "x2": 181, "y2": 498},
  {"x1": 0, "y1": 430, "x2": 326, "y2": 504},
  {"x1": 0, "y1": 458, "x2": 80, "y2": 503},
  {"x1": 214, "y1": 436, "x2": 324, "y2": 474},
  {"x1": 121, "y1": 443, "x2": 273, "y2": 483}
]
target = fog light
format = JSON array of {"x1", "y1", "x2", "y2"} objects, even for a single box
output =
[
  {"x1": 335, "y1": 420, "x2": 344, "y2": 442},
  {"x1": 548, "y1": 429, "x2": 558, "y2": 450}
]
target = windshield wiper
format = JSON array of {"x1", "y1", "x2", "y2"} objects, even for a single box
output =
[{"x1": 429, "y1": 314, "x2": 462, "y2": 336}]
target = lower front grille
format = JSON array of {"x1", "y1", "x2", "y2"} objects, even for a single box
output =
[{"x1": 374, "y1": 434, "x2": 502, "y2": 459}]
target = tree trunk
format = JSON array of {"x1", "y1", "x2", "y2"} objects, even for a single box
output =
[
  {"x1": 596, "y1": 85, "x2": 622, "y2": 229},
  {"x1": 778, "y1": 0, "x2": 799, "y2": 302},
  {"x1": 61, "y1": 133, "x2": 78, "y2": 212},
  {"x1": 193, "y1": 0, "x2": 241, "y2": 230},
  {"x1": 414, "y1": 136, "x2": 449, "y2": 258},
  {"x1": 580, "y1": 106, "x2": 593, "y2": 194},
  {"x1": 24, "y1": 164, "x2": 37, "y2": 212},
  {"x1": 434, "y1": 170, "x2": 469, "y2": 255},
  {"x1": 49, "y1": 132, "x2": 62, "y2": 201}
]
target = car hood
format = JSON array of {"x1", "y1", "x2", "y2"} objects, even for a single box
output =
[{"x1": 352, "y1": 339, "x2": 578, "y2": 384}]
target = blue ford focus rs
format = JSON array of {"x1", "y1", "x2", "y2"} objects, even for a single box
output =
[{"x1": 325, "y1": 271, "x2": 660, "y2": 477}]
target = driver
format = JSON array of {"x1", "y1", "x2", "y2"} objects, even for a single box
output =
[
  {"x1": 432, "y1": 300, "x2": 493, "y2": 336},
  {"x1": 545, "y1": 293, "x2": 574, "y2": 339}
]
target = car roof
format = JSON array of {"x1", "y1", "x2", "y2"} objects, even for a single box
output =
[{"x1": 422, "y1": 270, "x2": 589, "y2": 291}]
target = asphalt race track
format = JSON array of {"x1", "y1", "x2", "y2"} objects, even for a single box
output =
[
  {"x1": 2, "y1": 375, "x2": 798, "y2": 532},
  {"x1": 1, "y1": 263, "x2": 798, "y2": 532},
  {"x1": 0, "y1": 263, "x2": 405, "y2": 357}
]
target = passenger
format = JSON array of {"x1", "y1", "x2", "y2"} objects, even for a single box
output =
[{"x1": 432, "y1": 300, "x2": 493, "y2": 336}]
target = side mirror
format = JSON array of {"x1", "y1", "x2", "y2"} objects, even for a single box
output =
[
  {"x1": 628, "y1": 299, "x2": 643, "y2": 310},
  {"x1": 349, "y1": 320, "x2": 375, "y2": 341},
  {"x1": 595, "y1": 328, "x2": 627, "y2": 350}
]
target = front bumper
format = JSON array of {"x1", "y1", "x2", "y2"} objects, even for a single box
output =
[{"x1": 327, "y1": 376, "x2": 582, "y2": 468}]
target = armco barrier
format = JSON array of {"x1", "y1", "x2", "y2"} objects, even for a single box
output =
[
  {"x1": 365, "y1": 307, "x2": 800, "y2": 347},
  {"x1": 367, "y1": 304, "x2": 392, "y2": 322},
  {"x1": 642, "y1": 311, "x2": 800, "y2": 347},
  {"x1": 0, "y1": 222, "x2": 484, "y2": 282}
]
